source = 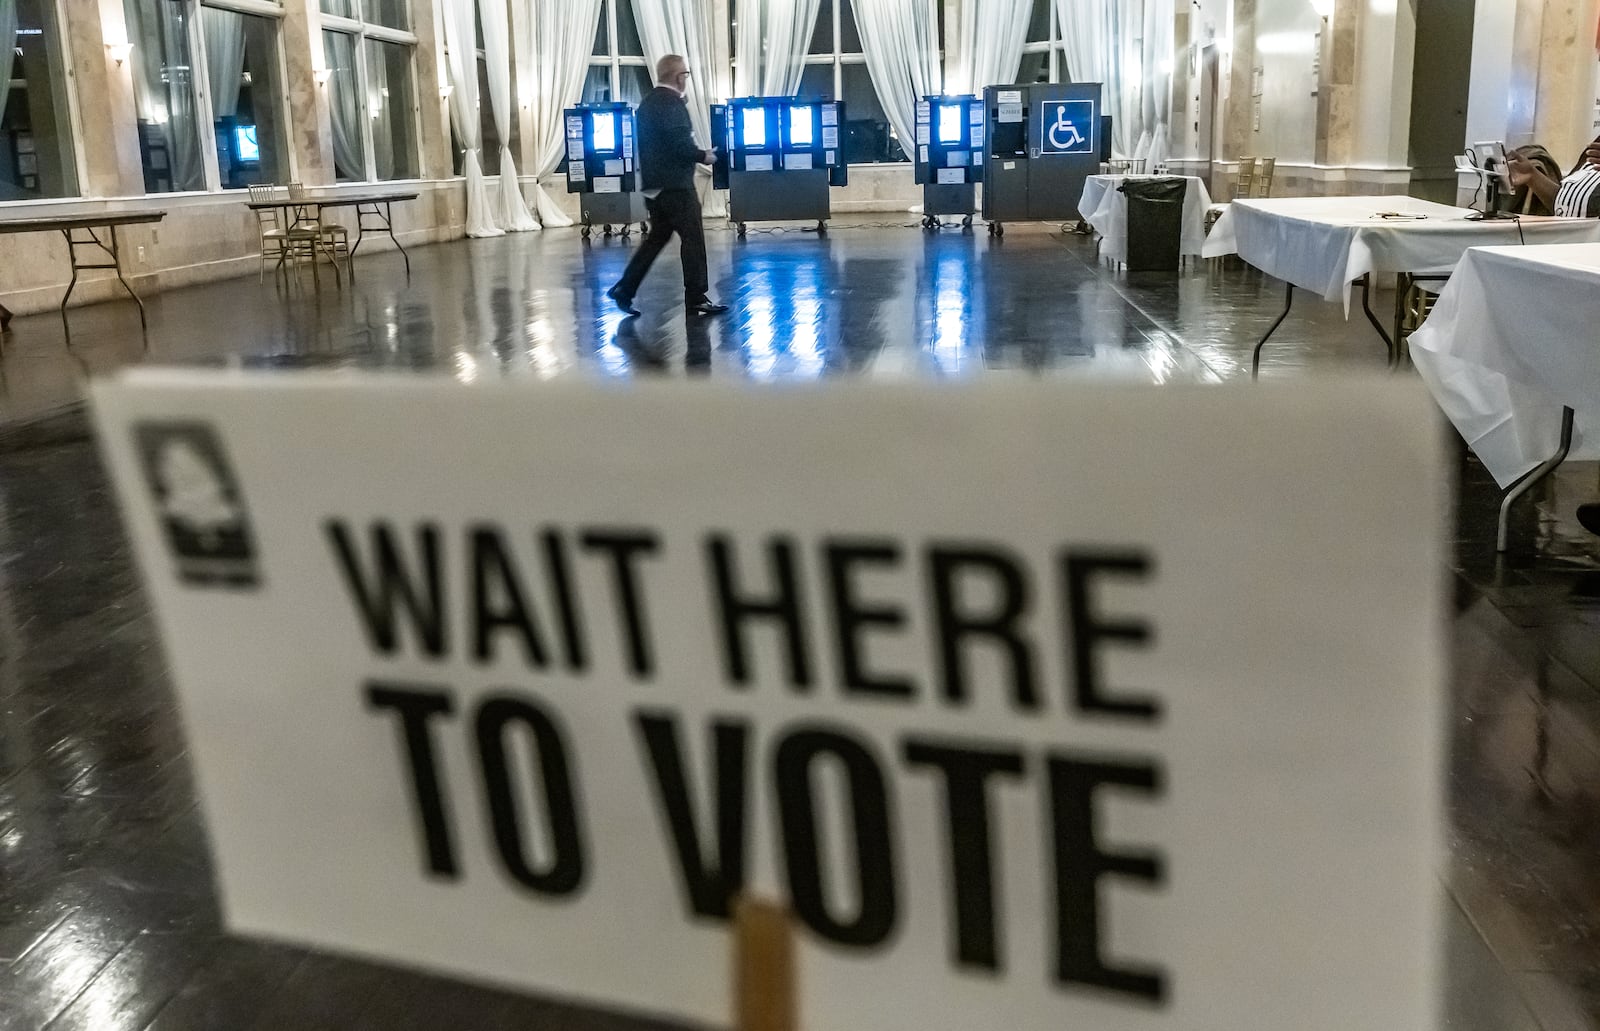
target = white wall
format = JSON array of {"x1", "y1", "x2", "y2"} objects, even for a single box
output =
[{"x1": 1253, "y1": 0, "x2": 1321, "y2": 164}]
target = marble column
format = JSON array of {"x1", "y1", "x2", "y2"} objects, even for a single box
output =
[
  {"x1": 1223, "y1": 0, "x2": 1257, "y2": 170},
  {"x1": 68, "y1": 0, "x2": 142, "y2": 197},
  {"x1": 1314, "y1": 0, "x2": 1358, "y2": 169},
  {"x1": 1532, "y1": 0, "x2": 1600, "y2": 159},
  {"x1": 1507, "y1": 0, "x2": 1544, "y2": 144},
  {"x1": 409, "y1": 0, "x2": 453, "y2": 180},
  {"x1": 1172, "y1": 4, "x2": 1190, "y2": 159},
  {"x1": 281, "y1": 0, "x2": 334, "y2": 186}
]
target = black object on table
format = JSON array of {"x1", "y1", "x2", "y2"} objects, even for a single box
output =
[{"x1": 0, "y1": 209, "x2": 167, "y2": 348}]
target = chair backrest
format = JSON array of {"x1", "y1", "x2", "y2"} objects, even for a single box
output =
[
  {"x1": 248, "y1": 184, "x2": 282, "y2": 235},
  {"x1": 1256, "y1": 157, "x2": 1277, "y2": 197},
  {"x1": 1233, "y1": 156, "x2": 1256, "y2": 198},
  {"x1": 287, "y1": 181, "x2": 307, "y2": 200}
]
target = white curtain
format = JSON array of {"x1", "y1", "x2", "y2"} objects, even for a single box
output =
[
  {"x1": 946, "y1": 0, "x2": 1030, "y2": 95},
  {"x1": 0, "y1": 0, "x2": 17, "y2": 120},
  {"x1": 442, "y1": 0, "x2": 501, "y2": 237},
  {"x1": 852, "y1": 0, "x2": 940, "y2": 161},
  {"x1": 522, "y1": 0, "x2": 602, "y2": 227},
  {"x1": 324, "y1": 32, "x2": 365, "y2": 180},
  {"x1": 202, "y1": 7, "x2": 246, "y2": 119},
  {"x1": 481, "y1": 0, "x2": 535, "y2": 230},
  {"x1": 633, "y1": 0, "x2": 729, "y2": 216},
  {"x1": 1057, "y1": 0, "x2": 1170, "y2": 161},
  {"x1": 734, "y1": 0, "x2": 822, "y2": 96}
]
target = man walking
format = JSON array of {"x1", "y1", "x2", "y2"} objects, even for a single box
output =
[{"x1": 607, "y1": 55, "x2": 728, "y2": 318}]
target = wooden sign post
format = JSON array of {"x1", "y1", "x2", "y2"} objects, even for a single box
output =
[{"x1": 735, "y1": 895, "x2": 797, "y2": 1031}]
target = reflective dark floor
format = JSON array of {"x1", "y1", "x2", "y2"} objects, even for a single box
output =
[{"x1": 2, "y1": 219, "x2": 1598, "y2": 1028}]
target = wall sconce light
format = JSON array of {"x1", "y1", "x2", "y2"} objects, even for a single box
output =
[
  {"x1": 439, "y1": 83, "x2": 455, "y2": 100},
  {"x1": 106, "y1": 42, "x2": 133, "y2": 66},
  {"x1": 313, "y1": 68, "x2": 333, "y2": 86}
]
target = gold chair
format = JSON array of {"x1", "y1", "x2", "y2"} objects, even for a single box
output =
[
  {"x1": 1256, "y1": 157, "x2": 1277, "y2": 198},
  {"x1": 284, "y1": 181, "x2": 348, "y2": 285},
  {"x1": 1233, "y1": 156, "x2": 1256, "y2": 199},
  {"x1": 249, "y1": 184, "x2": 321, "y2": 284}
]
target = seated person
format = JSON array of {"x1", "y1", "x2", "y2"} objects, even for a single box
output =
[
  {"x1": 1507, "y1": 145, "x2": 1563, "y2": 214},
  {"x1": 1505, "y1": 135, "x2": 1600, "y2": 217}
]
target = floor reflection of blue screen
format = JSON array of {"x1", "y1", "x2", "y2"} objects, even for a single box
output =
[
  {"x1": 937, "y1": 104, "x2": 961, "y2": 145},
  {"x1": 742, "y1": 107, "x2": 767, "y2": 148},
  {"x1": 592, "y1": 111, "x2": 617, "y2": 152},
  {"x1": 789, "y1": 106, "x2": 813, "y2": 147},
  {"x1": 235, "y1": 125, "x2": 260, "y2": 162}
]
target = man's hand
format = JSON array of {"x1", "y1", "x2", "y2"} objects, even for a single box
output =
[
  {"x1": 1583, "y1": 136, "x2": 1600, "y2": 169},
  {"x1": 701, "y1": 147, "x2": 717, "y2": 164}
]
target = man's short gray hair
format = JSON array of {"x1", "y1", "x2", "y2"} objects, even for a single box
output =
[{"x1": 656, "y1": 54, "x2": 687, "y2": 83}]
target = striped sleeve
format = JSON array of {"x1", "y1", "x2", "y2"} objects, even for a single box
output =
[{"x1": 1553, "y1": 166, "x2": 1600, "y2": 218}]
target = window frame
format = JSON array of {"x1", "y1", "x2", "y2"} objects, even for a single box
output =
[
  {"x1": 322, "y1": 0, "x2": 421, "y2": 183},
  {"x1": 587, "y1": 0, "x2": 649, "y2": 104},
  {"x1": 800, "y1": 0, "x2": 940, "y2": 166},
  {"x1": 185, "y1": 0, "x2": 297, "y2": 193},
  {"x1": 0, "y1": 0, "x2": 85, "y2": 201},
  {"x1": 1019, "y1": 0, "x2": 1067, "y2": 83}
]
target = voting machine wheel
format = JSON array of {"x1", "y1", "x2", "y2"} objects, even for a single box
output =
[
  {"x1": 639, "y1": 221, "x2": 649, "y2": 235},
  {"x1": 993, "y1": 222, "x2": 1005, "y2": 238},
  {"x1": 736, "y1": 222, "x2": 747, "y2": 239},
  {"x1": 816, "y1": 220, "x2": 827, "y2": 237},
  {"x1": 580, "y1": 225, "x2": 592, "y2": 240},
  {"x1": 602, "y1": 224, "x2": 614, "y2": 238},
  {"x1": 620, "y1": 224, "x2": 632, "y2": 239},
  {"x1": 962, "y1": 215, "x2": 974, "y2": 228}
]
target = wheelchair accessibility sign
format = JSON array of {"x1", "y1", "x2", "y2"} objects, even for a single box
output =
[{"x1": 1040, "y1": 100, "x2": 1095, "y2": 155}]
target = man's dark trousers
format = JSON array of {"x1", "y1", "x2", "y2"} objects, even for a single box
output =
[{"x1": 614, "y1": 188, "x2": 708, "y2": 306}]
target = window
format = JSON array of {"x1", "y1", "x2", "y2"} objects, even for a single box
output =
[
  {"x1": 127, "y1": 0, "x2": 292, "y2": 193},
  {"x1": 801, "y1": 0, "x2": 906, "y2": 164},
  {"x1": 583, "y1": 0, "x2": 650, "y2": 105},
  {"x1": 1, "y1": 0, "x2": 78, "y2": 199},
  {"x1": 448, "y1": 11, "x2": 510, "y2": 176},
  {"x1": 323, "y1": 0, "x2": 419, "y2": 182},
  {"x1": 1018, "y1": 0, "x2": 1068, "y2": 83}
]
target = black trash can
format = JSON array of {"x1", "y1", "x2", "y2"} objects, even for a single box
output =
[{"x1": 1118, "y1": 177, "x2": 1187, "y2": 272}]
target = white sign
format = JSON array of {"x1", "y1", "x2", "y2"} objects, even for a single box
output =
[
  {"x1": 92, "y1": 376, "x2": 1443, "y2": 1031},
  {"x1": 592, "y1": 176, "x2": 621, "y2": 193},
  {"x1": 784, "y1": 153, "x2": 814, "y2": 170},
  {"x1": 998, "y1": 89, "x2": 1023, "y2": 104},
  {"x1": 745, "y1": 154, "x2": 774, "y2": 171},
  {"x1": 998, "y1": 103, "x2": 1023, "y2": 123},
  {"x1": 916, "y1": 125, "x2": 931, "y2": 146},
  {"x1": 567, "y1": 140, "x2": 584, "y2": 161},
  {"x1": 936, "y1": 168, "x2": 966, "y2": 184},
  {"x1": 604, "y1": 159, "x2": 624, "y2": 176},
  {"x1": 822, "y1": 106, "x2": 838, "y2": 126},
  {"x1": 822, "y1": 127, "x2": 839, "y2": 149}
]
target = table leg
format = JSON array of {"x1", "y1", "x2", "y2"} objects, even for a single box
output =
[
  {"x1": 108, "y1": 226, "x2": 149, "y2": 336},
  {"x1": 1358, "y1": 274, "x2": 1397, "y2": 369},
  {"x1": 1497, "y1": 406, "x2": 1576, "y2": 553},
  {"x1": 1251, "y1": 281, "x2": 1295, "y2": 381}
]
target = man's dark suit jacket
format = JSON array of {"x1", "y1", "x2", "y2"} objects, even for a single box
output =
[{"x1": 637, "y1": 85, "x2": 702, "y2": 192}]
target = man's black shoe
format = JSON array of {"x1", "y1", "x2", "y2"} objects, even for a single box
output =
[
  {"x1": 1577, "y1": 503, "x2": 1600, "y2": 537},
  {"x1": 606, "y1": 285, "x2": 641, "y2": 317},
  {"x1": 687, "y1": 300, "x2": 729, "y2": 316}
]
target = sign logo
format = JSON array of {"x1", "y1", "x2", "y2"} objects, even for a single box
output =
[
  {"x1": 1041, "y1": 100, "x2": 1095, "y2": 155},
  {"x1": 133, "y1": 421, "x2": 259, "y2": 589}
]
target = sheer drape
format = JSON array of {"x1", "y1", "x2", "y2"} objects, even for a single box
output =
[
  {"x1": 524, "y1": 0, "x2": 601, "y2": 225},
  {"x1": 128, "y1": 0, "x2": 205, "y2": 191},
  {"x1": 0, "y1": 0, "x2": 17, "y2": 119},
  {"x1": 1057, "y1": 0, "x2": 1170, "y2": 161},
  {"x1": 632, "y1": 0, "x2": 728, "y2": 216},
  {"x1": 324, "y1": 32, "x2": 364, "y2": 180},
  {"x1": 441, "y1": 0, "x2": 500, "y2": 236},
  {"x1": 734, "y1": 0, "x2": 822, "y2": 96},
  {"x1": 202, "y1": 8, "x2": 246, "y2": 119},
  {"x1": 523, "y1": 0, "x2": 602, "y2": 226},
  {"x1": 946, "y1": 0, "x2": 1029, "y2": 95},
  {"x1": 852, "y1": 0, "x2": 939, "y2": 161},
  {"x1": 481, "y1": 0, "x2": 535, "y2": 229}
]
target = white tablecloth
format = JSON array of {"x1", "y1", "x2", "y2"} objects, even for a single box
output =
[
  {"x1": 1409, "y1": 243, "x2": 1600, "y2": 487},
  {"x1": 1079, "y1": 175, "x2": 1213, "y2": 262},
  {"x1": 1200, "y1": 196, "x2": 1600, "y2": 313}
]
